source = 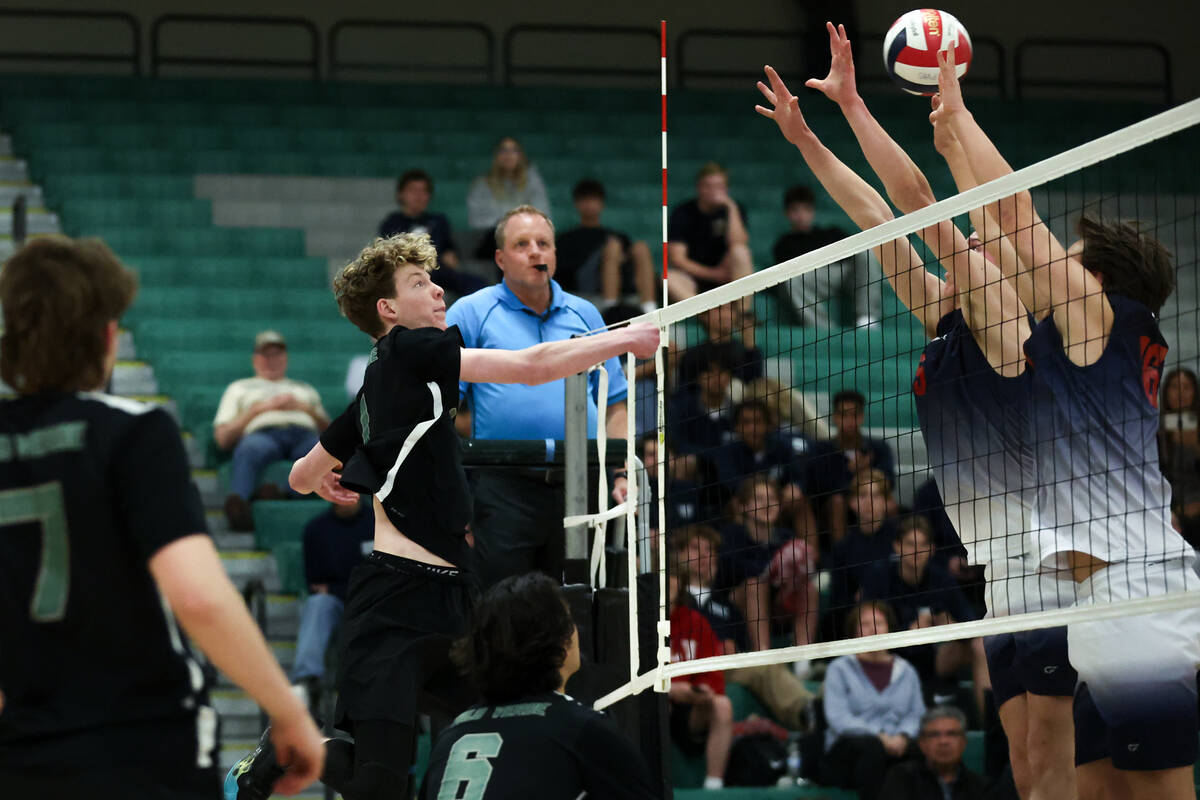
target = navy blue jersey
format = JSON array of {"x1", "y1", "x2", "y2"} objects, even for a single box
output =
[
  {"x1": 913, "y1": 310, "x2": 1035, "y2": 569},
  {"x1": 0, "y1": 393, "x2": 213, "y2": 769},
  {"x1": 1024, "y1": 294, "x2": 1186, "y2": 565}
]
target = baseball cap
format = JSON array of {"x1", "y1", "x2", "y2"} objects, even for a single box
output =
[{"x1": 254, "y1": 330, "x2": 287, "y2": 352}]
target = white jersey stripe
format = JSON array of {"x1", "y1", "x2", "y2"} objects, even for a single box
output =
[{"x1": 377, "y1": 381, "x2": 441, "y2": 502}]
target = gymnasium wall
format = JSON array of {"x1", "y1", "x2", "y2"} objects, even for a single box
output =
[{"x1": 0, "y1": 0, "x2": 1193, "y2": 100}]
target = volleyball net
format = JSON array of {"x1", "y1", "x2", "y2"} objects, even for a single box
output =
[{"x1": 583, "y1": 97, "x2": 1200, "y2": 711}]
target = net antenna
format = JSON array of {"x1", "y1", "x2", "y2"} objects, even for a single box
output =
[{"x1": 589, "y1": 96, "x2": 1200, "y2": 711}]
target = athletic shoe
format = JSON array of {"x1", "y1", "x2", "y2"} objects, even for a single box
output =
[{"x1": 223, "y1": 727, "x2": 284, "y2": 800}]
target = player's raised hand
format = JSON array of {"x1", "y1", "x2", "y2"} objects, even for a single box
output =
[
  {"x1": 756, "y1": 65, "x2": 812, "y2": 146},
  {"x1": 931, "y1": 48, "x2": 966, "y2": 121},
  {"x1": 624, "y1": 322, "x2": 661, "y2": 359},
  {"x1": 805, "y1": 22, "x2": 859, "y2": 106},
  {"x1": 269, "y1": 710, "x2": 325, "y2": 795},
  {"x1": 928, "y1": 94, "x2": 959, "y2": 154}
]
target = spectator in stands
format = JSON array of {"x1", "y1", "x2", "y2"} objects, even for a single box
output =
[
  {"x1": 823, "y1": 468, "x2": 900, "y2": 635},
  {"x1": 555, "y1": 178, "x2": 658, "y2": 318},
  {"x1": 446, "y1": 205, "x2": 629, "y2": 587},
  {"x1": 668, "y1": 341, "x2": 738, "y2": 454},
  {"x1": 707, "y1": 399, "x2": 803, "y2": 498},
  {"x1": 641, "y1": 432, "x2": 707, "y2": 537},
  {"x1": 828, "y1": 389, "x2": 896, "y2": 488},
  {"x1": 667, "y1": 162, "x2": 753, "y2": 301},
  {"x1": 717, "y1": 475, "x2": 818, "y2": 654},
  {"x1": 378, "y1": 170, "x2": 487, "y2": 298},
  {"x1": 699, "y1": 301, "x2": 763, "y2": 383},
  {"x1": 821, "y1": 601, "x2": 924, "y2": 800},
  {"x1": 772, "y1": 184, "x2": 879, "y2": 328},
  {"x1": 291, "y1": 496, "x2": 374, "y2": 707},
  {"x1": 669, "y1": 569, "x2": 735, "y2": 791},
  {"x1": 860, "y1": 515, "x2": 989, "y2": 717},
  {"x1": 801, "y1": 390, "x2": 892, "y2": 543},
  {"x1": 466, "y1": 137, "x2": 550, "y2": 258},
  {"x1": 879, "y1": 706, "x2": 988, "y2": 800},
  {"x1": 1159, "y1": 367, "x2": 1200, "y2": 548},
  {"x1": 214, "y1": 330, "x2": 330, "y2": 531},
  {"x1": 672, "y1": 525, "x2": 814, "y2": 731},
  {"x1": 910, "y1": 478, "x2": 973, "y2": 581}
]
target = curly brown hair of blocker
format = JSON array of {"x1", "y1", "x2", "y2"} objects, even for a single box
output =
[{"x1": 334, "y1": 232, "x2": 439, "y2": 338}]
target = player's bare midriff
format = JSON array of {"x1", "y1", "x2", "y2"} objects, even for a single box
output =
[
  {"x1": 371, "y1": 496, "x2": 457, "y2": 568},
  {"x1": 1065, "y1": 550, "x2": 1108, "y2": 583}
]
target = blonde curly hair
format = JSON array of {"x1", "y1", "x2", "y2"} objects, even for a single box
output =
[{"x1": 334, "y1": 232, "x2": 439, "y2": 338}]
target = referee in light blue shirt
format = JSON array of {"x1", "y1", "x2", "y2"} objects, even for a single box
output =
[{"x1": 447, "y1": 204, "x2": 629, "y2": 587}]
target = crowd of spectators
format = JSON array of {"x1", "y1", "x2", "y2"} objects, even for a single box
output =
[{"x1": 225, "y1": 142, "x2": 1038, "y2": 794}]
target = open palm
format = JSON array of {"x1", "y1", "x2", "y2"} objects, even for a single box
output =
[
  {"x1": 755, "y1": 65, "x2": 811, "y2": 145},
  {"x1": 805, "y1": 22, "x2": 858, "y2": 105}
]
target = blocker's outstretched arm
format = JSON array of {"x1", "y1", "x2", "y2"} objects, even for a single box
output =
[{"x1": 756, "y1": 64, "x2": 947, "y2": 337}]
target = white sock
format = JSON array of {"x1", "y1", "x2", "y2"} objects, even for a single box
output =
[
  {"x1": 703, "y1": 776, "x2": 724, "y2": 790},
  {"x1": 641, "y1": 300, "x2": 658, "y2": 314}
]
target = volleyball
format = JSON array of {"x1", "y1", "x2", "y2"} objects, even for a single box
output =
[{"x1": 882, "y1": 9, "x2": 972, "y2": 96}]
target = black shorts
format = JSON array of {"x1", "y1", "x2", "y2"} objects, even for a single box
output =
[
  {"x1": 0, "y1": 765, "x2": 219, "y2": 799},
  {"x1": 1074, "y1": 680, "x2": 1200, "y2": 770},
  {"x1": 335, "y1": 551, "x2": 478, "y2": 733},
  {"x1": 984, "y1": 627, "x2": 1077, "y2": 708},
  {"x1": 669, "y1": 702, "x2": 706, "y2": 756}
]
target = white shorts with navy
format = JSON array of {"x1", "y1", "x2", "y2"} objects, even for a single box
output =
[{"x1": 1070, "y1": 557, "x2": 1200, "y2": 769}]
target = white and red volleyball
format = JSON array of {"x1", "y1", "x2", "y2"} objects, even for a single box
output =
[{"x1": 882, "y1": 9, "x2": 972, "y2": 96}]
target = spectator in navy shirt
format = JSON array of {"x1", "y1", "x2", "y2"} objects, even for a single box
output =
[
  {"x1": 823, "y1": 468, "x2": 900, "y2": 639},
  {"x1": 290, "y1": 496, "x2": 375, "y2": 702},
  {"x1": 860, "y1": 515, "x2": 988, "y2": 717},
  {"x1": 717, "y1": 476, "x2": 818, "y2": 653},
  {"x1": 378, "y1": 169, "x2": 486, "y2": 298}
]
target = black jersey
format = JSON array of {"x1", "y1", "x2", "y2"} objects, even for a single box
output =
[
  {"x1": 321, "y1": 325, "x2": 472, "y2": 567},
  {"x1": 0, "y1": 392, "x2": 212, "y2": 769},
  {"x1": 420, "y1": 692, "x2": 658, "y2": 800}
]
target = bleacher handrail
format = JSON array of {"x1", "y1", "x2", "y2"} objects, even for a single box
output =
[
  {"x1": 677, "y1": 26, "x2": 1007, "y2": 97},
  {"x1": 150, "y1": 13, "x2": 320, "y2": 79},
  {"x1": 329, "y1": 19, "x2": 495, "y2": 83},
  {"x1": 1014, "y1": 38, "x2": 1173, "y2": 103},
  {"x1": 0, "y1": 8, "x2": 140, "y2": 75},
  {"x1": 502, "y1": 24, "x2": 659, "y2": 86}
]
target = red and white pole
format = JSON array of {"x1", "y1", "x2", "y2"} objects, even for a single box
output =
[{"x1": 660, "y1": 18, "x2": 668, "y2": 310}]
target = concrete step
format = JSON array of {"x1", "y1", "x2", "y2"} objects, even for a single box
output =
[
  {"x1": 266, "y1": 593, "x2": 301, "y2": 638},
  {"x1": 194, "y1": 468, "x2": 221, "y2": 508},
  {"x1": 0, "y1": 157, "x2": 28, "y2": 182},
  {"x1": 219, "y1": 549, "x2": 280, "y2": 593},
  {"x1": 0, "y1": 208, "x2": 58, "y2": 236},
  {"x1": 196, "y1": 174, "x2": 392, "y2": 205},
  {"x1": 111, "y1": 360, "x2": 158, "y2": 395},
  {"x1": 211, "y1": 199, "x2": 392, "y2": 231},
  {"x1": 0, "y1": 183, "x2": 43, "y2": 208}
]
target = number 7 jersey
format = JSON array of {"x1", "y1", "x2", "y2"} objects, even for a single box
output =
[{"x1": 0, "y1": 392, "x2": 212, "y2": 771}]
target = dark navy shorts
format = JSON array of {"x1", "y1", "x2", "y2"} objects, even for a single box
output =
[
  {"x1": 984, "y1": 626, "x2": 1077, "y2": 708},
  {"x1": 1074, "y1": 680, "x2": 1200, "y2": 770}
]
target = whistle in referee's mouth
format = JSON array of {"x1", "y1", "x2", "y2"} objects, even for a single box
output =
[{"x1": 534, "y1": 264, "x2": 549, "y2": 272}]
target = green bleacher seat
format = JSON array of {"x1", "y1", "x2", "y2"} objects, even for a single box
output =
[
  {"x1": 271, "y1": 541, "x2": 306, "y2": 595},
  {"x1": 126, "y1": 255, "x2": 328, "y2": 289},
  {"x1": 252, "y1": 499, "x2": 327, "y2": 551}
]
